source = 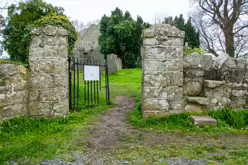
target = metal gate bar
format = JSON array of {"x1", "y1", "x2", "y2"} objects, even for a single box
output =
[{"x1": 68, "y1": 56, "x2": 110, "y2": 111}]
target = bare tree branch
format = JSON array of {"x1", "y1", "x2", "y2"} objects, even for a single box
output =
[{"x1": 191, "y1": 0, "x2": 248, "y2": 57}]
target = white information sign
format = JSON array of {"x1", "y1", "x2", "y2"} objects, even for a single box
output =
[{"x1": 84, "y1": 65, "x2": 100, "y2": 81}]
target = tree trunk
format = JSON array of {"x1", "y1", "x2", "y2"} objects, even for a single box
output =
[{"x1": 224, "y1": 27, "x2": 235, "y2": 57}]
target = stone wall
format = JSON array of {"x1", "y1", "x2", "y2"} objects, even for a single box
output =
[
  {"x1": 0, "y1": 25, "x2": 69, "y2": 121},
  {"x1": 142, "y1": 24, "x2": 248, "y2": 118},
  {"x1": 142, "y1": 24, "x2": 185, "y2": 118},
  {"x1": 28, "y1": 25, "x2": 69, "y2": 117},
  {"x1": 0, "y1": 64, "x2": 28, "y2": 120},
  {"x1": 184, "y1": 53, "x2": 248, "y2": 112}
]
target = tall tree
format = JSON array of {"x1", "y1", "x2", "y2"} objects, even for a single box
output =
[
  {"x1": 99, "y1": 7, "x2": 150, "y2": 68},
  {"x1": 191, "y1": 0, "x2": 248, "y2": 57},
  {"x1": 2, "y1": 0, "x2": 64, "y2": 62}
]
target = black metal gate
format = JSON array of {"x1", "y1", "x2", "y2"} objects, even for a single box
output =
[{"x1": 68, "y1": 56, "x2": 110, "y2": 111}]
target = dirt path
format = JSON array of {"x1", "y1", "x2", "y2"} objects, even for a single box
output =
[
  {"x1": 83, "y1": 96, "x2": 248, "y2": 164},
  {"x1": 42, "y1": 96, "x2": 248, "y2": 164},
  {"x1": 84, "y1": 96, "x2": 137, "y2": 150},
  {"x1": 84, "y1": 96, "x2": 248, "y2": 152}
]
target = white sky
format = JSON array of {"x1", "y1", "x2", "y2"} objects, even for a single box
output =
[
  {"x1": 2, "y1": 0, "x2": 191, "y2": 23},
  {"x1": 0, "y1": 0, "x2": 191, "y2": 57}
]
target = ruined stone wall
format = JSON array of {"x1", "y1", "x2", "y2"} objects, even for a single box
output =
[
  {"x1": 142, "y1": 24, "x2": 185, "y2": 118},
  {"x1": 75, "y1": 24, "x2": 122, "y2": 74},
  {"x1": 0, "y1": 64, "x2": 28, "y2": 120},
  {"x1": 142, "y1": 24, "x2": 248, "y2": 118},
  {"x1": 28, "y1": 25, "x2": 69, "y2": 117},
  {"x1": 184, "y1": 54, "x2": 248, "y2": 112},
  {"x1": 0, "y1": 25, "x2": 69, "y2": 121}
]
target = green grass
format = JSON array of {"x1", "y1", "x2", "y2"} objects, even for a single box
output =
[
  {"x1": 0, "y1": 69, "x2": 142, "y2": 164},
  {"x1": 0, "y1": 106, "x2": 110, "y2": 164},
  {"x1": 109, "y1": 69, "x2": 142, "y2": 99},
  {"x1": 1, "y1": 68, "x2": 248, "y2": 164},
  {"x1": 71, "y1": 69, "x2": 142, "y2": 109},
  {"x1": 207, "y1": 108, "x2": 248, "y2": 129},
  {"x1": 129, "y1": 102, "x2": 248, "y2": 134}
]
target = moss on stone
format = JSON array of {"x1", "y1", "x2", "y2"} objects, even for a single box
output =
[{"x1": 0, "y1": 60, "x2": 28, "y2": 67}]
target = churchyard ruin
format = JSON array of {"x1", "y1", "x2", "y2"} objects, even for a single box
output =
[{"x1": 1, "y1": 24, "x2": 248, "y2": 120}]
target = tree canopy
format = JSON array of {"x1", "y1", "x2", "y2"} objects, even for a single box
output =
[
  {"x1": 98, "y1": 7, "x2": 151, "y2": 68},
  {"x1": 2, "y1": 0, "x2": 69, "y2": 63}
]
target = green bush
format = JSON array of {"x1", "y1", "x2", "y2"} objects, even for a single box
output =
[{"x1": 207, "y1": 108, "x2": 248, "y2": 129}]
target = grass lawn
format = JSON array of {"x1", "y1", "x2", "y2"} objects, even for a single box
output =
[
  {"x1": 1, "y1": 68, "x2": 248, "y2": 164},
  {"x1": 0, "y1": 69, "x2": 142, "y2": 164}
]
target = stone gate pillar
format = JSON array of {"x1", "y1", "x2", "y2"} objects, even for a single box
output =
[
  {"x1": 28, "y1": 25, "x2": 69, "y2": 117},
  {"x1": 142, "y1": 24, "x2": 185, "y2": 118}
]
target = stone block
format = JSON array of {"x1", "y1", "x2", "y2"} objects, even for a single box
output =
[
  {"x1": 29, "y1": 74, "x2": 54, "y2": 89},
  {"x1": 191, "y1": 116, "x2": 217, "y2": 126},
  {"x1": 232, "y1": 90, "x2": 247, "y2": 97},
  {"x1": 28, "y1": 102, "x2": 52, "y2": 117},
  {"x1": 184, "y1": 54, "x2": 204, "y2": 68},
  {"x1": 143, "y1": 60, "x2": 160, "y2": 74},
  {"x1": 0, "y1": 103, "x2": 28, "y2": 120},
  {"x1": 17, "y1": 65, "x2": 28, "y2": 80},
  {"x1": 142, "y1": 24, "x2": 185, "y2": 39},
  {"x1": 143, "y1": 46, "x2": 183, "y2": 60},
  {"x1": 43, "y1": 45, "x2": 58, "y2": 57},
  {"x1": 184, "y1": 68, "x2": 204, "y2": 77},
  {"x1": 30, "y1": 36, "x2": 42, "y2": 48},
  {"x1": 57, "y1": 45, "x2": 68, "y2": 58},
  {"x1": 43, "y1": 25, "x2": 58, "y2": 36},
  {"x1": 143, "y1": 73, "x2": 171, "y2": 88},
  {"x1": 29, "y1": 90, "x2": 40, "y2": 102},
  {"x1": 188, "y1": 97, "x2": 209, "y2": 105},
  {"x1": 43, "y1": 36, "x2": 61, "y2": 45},
  {"x1": 184, "y1": 77, "x2": 203, "y2": 96},
  {"x1": 171, "y1": 71, "x2": 183, "y2": 86},
  {"x1": 160, "y1": 59, "x2": 183, "y2": 72},
  {"x1": 185, "y1": 104, "x2": 202, "y2": 112},
  {"x1": 143, "y1": 98, "x2": 170, "y2": 111},
  {"x1": 204, "y1": 80, "x2": 225, "y2": 88},
  {"x1": 202, "y1": 55, "x2": 214, "y2": 71},
  {"x1": 58, "y1": 27, "x2": 68, "y2": 36},
  {"x1": 53, "y1": 75, "x2": 68, "y2": 88},
  {"x1": 40, "y1": 88, "x2": 67, "y2": 102},
  {"x1": 161, "y1": 86, "x2": 183, "y2": 100},
  {"x1": 170, "y1": 99, "x2": 183, "y2": 111},
  {"x1": 143, "y1": 87, "x2": 160, "y2": 98},
  {"x1": 53, "y1": 101, "x2": 68, "y2": 117}
]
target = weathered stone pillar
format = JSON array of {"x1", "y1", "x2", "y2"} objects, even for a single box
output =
[
  {"x1": 28, "y1": 25, "x2": 69, "y2": 117},
  {"x1": 142, "y1": 24, "x2": 185, "y2": 118}
]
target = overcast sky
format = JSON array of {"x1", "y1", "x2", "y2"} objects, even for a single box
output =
[{"x1": 2, "y1": 0, "x2": 191, "y2": 24}]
